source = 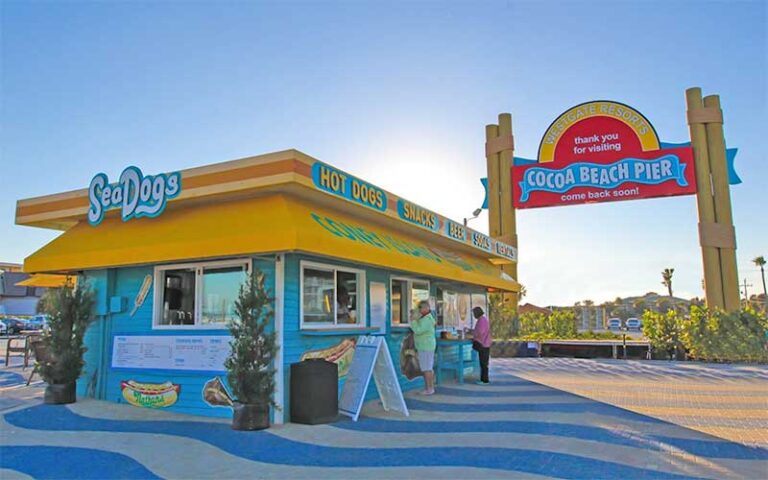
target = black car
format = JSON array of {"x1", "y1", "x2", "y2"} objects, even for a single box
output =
[{"x1": 1, "y1": 318, "x2": 26, "y2": 335}]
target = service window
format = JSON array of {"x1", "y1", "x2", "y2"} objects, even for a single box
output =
[
  {"x1": 300, "y1": 261, "x2": 365, "y2": 329},
  {"x1": 471, "y1": 293, "x2": 488, "y2": 328},
  {"x1": 390, "y1": 277, "x2": 430, "y2": 326},
  {"x1": 153, "y1": 259, "x2": 250, "y2": 328},
  {"x1": 441, "y1": 291, "x2": 459, "y2": 329}
]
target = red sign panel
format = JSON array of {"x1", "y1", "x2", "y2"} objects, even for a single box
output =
[
  {"x1": 513, "y1": 101, "x2": 698, "y2": 209},
  {"x1": 512, "y1": 147, "x2": 697, "y2": 209}
]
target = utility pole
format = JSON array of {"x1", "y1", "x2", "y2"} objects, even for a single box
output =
[{"x1": 740, "y1": 278, "x2": 752, "y2": 303}]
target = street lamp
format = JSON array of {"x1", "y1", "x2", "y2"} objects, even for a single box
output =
[
  {"x1": 463, "y1": 208, "x2": 483, "y2": 227},
  {"x1": 620, "y1": 322, "x2": 628, "y2": 360}
]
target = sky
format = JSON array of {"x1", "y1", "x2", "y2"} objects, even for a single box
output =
[{"x1": 1, "y1": 0, "x2": 766, "y2": 307}]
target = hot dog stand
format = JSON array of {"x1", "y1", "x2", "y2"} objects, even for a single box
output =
[{"x1": 15, "y1": 149, "x2": 519, "y2": 423}]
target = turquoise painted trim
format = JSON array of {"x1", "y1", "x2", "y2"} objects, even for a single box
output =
[
  {"x1": 110, "y1": 367, "x2": 225, "y2": 375},
  {"x1": 517, "y1": 155, "x2": 689, "y2": 202},
  {"x1": 470, "y1": 231, "x2": 493, "y2": 252},
  {"x1": 311, "y1": 162, "x2": 387, "y2": 212},
  {"x1": 396, "y1": 199, "x2": 440, "y2": 232},
  {"x1": 513, "y1": 156, "x2": 538, "y2": 166},
  {"x1": 725, "y1": 148, "x2": 741, "y2": 185},
  {"x1": 480, "y1": 178, "x2": 488, "y2": 209},
  {"x1": 444, "y1": 219, "x2": 467, "y2": 242},
  {"x1": 300, "y1": 328, "x2": 379, "y2": 336}
]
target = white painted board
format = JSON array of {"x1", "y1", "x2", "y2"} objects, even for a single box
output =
[
  {"x1": 339, "y1": 337, "x2": 379, "y2": 421},
  {"x1": 112, "y1": 335, "x2": 230, "y2": 371},
  {"x1": 372, "y1": 338, "x2": 409, "y2": 417},
  {"x1": 369, "y1": 282, "x2": 387, "y2": 334}
]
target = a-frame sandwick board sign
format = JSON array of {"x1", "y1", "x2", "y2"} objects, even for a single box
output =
[{"x1": 339, "y1": 336, "x2": 409, "y2": 421}]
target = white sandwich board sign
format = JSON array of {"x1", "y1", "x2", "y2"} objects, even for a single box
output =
[{"x1": 339, "y1": 335, "x2": 409, "y2": 421}]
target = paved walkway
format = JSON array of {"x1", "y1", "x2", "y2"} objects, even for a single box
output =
[
  {"x1": 504, "y1": 358, "x2": 768, "y2": 448},
  {"x1": 1, "y1": 357, "x2": 766, "y2": 479}
]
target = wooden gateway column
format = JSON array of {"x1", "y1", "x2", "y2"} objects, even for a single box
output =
[
  {"x1": 686, "y1": 87, "x2": 740, "y2": 311},
  {"x1": 486, "y1": 113, "x2": 518, "y2": 311}
]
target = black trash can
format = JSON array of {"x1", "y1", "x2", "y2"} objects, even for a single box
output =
[{"x1": 290, "y1": 359, "x2": 339, "y2": 424}]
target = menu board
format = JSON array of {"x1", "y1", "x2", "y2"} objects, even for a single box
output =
[
  {"x1": 112, "y1": 335, "x2": 230, "y2": 372},
  {"x1": 339, "y1": 339, "x2": 378, "y2": 420},
  {"x1": 339, "y1": 336, "x2": 408, "y2": 421}
]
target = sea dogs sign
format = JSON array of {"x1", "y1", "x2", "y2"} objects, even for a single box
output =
[
  {"x1": 88, "y1": 166, "x2": 182, "y2": 225},
  {"x1": 512, "y1": 101, "x2": 697, "y2": 209}
]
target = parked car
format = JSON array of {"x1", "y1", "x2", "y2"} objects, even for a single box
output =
[
  {"x1": 23, "y1": 315, "x2": 49, "y2": 330},
  {"x1": 626, "y1": 318, "x2": 642, "y2": 331},
  {"x1": 24, "y1": 316, "x2": 48, "y2": 331},
  {"x1": 1, "y1": 318, "x2": 26, "y2": 335},
  {"x1": 607, "y1": 318, "x2": 622, "y2": 331},
  {"x1": 0, "y1": 321, "x2": 6, "y2": 335}
]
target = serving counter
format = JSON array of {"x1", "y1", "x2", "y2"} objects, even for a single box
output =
[{"x1": 435, "y1": 338, "x2": 477, "y2": 385}]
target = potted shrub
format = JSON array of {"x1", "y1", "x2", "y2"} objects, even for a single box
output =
[
  {"x1": 224, "y1": 270, "x2": 279, "y2": 430},
  {"x1": 36, "y1": 279, "x2": 95, "y2": 404}
]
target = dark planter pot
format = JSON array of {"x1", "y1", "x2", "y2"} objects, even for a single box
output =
[
  {"x1": 231, "y1": 402, "x2": 270, "y2": 431},
  {"x1": 44, "y1": 382, "x2": 76, "y2": 404}
]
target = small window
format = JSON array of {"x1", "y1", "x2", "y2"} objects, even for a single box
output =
[
  {"x1": 391, "y1": 277, "x2": 430, "y2": 326},
  {"x1": 300, "y1": 261, "x2": 365, "y2": 329},
  {"x1": 161, "y1": 268, "x2": 196, "y2": 326},
  {"x1": 154, "y1": 259, "x2": 250, "y2": 329},
  {"x1": 201, "y1": 266, "x2": 244, "y2": 325}
]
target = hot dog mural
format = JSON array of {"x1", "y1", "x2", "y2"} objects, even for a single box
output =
[
  {"x1": 121, "y1": 380, "x2": 180, "y2": 408},
  {"x1": 299, "y1": 338, "x2": 356, "y2": 377}
]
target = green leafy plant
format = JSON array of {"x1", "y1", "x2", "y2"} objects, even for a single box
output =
[
  {"x1": 224, "y1": 270, "x2": 278, "y2": 408},
  {"x1": 681, "y1": 306, "x2": 768, "y2": 363},
  {"x1": 36, "y1": 281, "x2": 96, "y2": 384},
  {"x1": 516, "y1": 310, "x2": 577, "y2": 340},
  {"x1": 642, "y1": 309, "x2": 685, "y2": 360},
  {"x1": 488, "y1": 293, "x2": 519, "y2": 339}
]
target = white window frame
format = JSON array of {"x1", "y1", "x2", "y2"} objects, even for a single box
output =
[
  {"x1": 299, "y1": 260, "x2": 366, "y2": 330},
  {"x1": 153, "y1": 258, "x2": 252, "y2": 330},
  {"x1": 389, "y1": 276, "x2": 430, "y2": 327}
]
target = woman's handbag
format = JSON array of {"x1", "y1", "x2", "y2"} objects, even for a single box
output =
[{"x1": 400, "y1": 331, "x2": 422, "y2": 380}]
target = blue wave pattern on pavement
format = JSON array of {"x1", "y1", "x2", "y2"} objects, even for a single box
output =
[
  {"x1": 435, "y1": 386, "x2": 574, "y2": 397},
  {"x1": 0, "y1": 371, "x2": 25, "y2": 387},
  {"x1": 332, "y1": 417, "x2": 768, "y2": 460},
  {"x1": 405, "y1": 397, "x2": 667, "y2": 423},
  {"x1": 5, "y1": 404, "x2": 702, "y2": 480},
  {"x1": 0, "y1": 445, "x2": 161, "y2": 479}
]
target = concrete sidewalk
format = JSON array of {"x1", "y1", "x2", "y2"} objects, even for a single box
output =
[{"x1": 1, "y1": 358, "x2": 766, "y2": 479}]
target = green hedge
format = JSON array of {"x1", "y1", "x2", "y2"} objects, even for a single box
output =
[{"x1": 643, "y1": 306, "x2": 768, "y2": 362}]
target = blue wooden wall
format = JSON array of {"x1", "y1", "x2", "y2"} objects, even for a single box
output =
[
  {"x1": 281, "y1": 253, "x2": 427, "y2": 421},
  {"x1": 79, "y1": 252, "x2": 476, "y2": 421},
  {"x1": 80, "y1": 259, "x2": 275, "y2": 419}
]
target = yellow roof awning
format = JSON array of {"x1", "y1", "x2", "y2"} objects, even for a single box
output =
[
  {"x1": 15, "y1": 274, "x2": 75, "y2": 288},
  {"x1": 24, "y1": 195, "x2": 518, "y2": 292}
]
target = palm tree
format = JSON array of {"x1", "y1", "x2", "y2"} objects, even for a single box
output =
[
  {"x1": 753, "y1": 256, "x2": 767, "y2": 299},
  {"x1": 518, "y1": 285, "x2": 527, "y2": 302},
  {"x1": 661, "y1": 268, "x2": 674, "y2": 297}
]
